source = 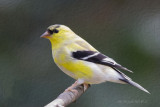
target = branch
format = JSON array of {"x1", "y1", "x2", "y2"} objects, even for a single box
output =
[{"x1": 44, "y1": 82, "x2": 90, "y2": 107}]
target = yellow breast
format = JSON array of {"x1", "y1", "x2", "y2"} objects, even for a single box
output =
[{"x1": 53, "y1": 49, "x2": 93, "y2": 79}]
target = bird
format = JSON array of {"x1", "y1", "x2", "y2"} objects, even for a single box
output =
[{"x1": 40, "y1": 24, "x2": 150, "y2": 94}]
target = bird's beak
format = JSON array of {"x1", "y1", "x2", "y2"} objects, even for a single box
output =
[{"x1": 40, "y1": 31, "x2": 51, "y2": 38}]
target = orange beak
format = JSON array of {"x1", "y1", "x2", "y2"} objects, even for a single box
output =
[{"x1": 40, "y1": 31, "x2": 51, "y2": 38}]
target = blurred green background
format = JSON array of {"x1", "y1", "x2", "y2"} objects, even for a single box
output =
[{"x1": 0, "y1": 0, "x2": 160, "y2": 107}]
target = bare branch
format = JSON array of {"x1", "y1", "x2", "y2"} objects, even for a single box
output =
[{"x1": 45, "y1": 83, "x2": 90, "y2": 107}]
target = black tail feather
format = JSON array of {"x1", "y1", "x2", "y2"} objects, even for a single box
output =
[
  {"x1": 113, "y1": 67, "x2": 150, "y2": 94},
  {"x1": 119, "y1": 79, "x2": 150, "y2": 94}
]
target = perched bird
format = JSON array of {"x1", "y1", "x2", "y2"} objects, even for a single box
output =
[{"x1": 41, "y1": 24, "x2": 149, "y2": 94}]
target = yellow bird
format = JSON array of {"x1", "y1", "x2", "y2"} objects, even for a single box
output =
[{"x1": 41, "y1": 24, "x2": 149, "y2": 94}]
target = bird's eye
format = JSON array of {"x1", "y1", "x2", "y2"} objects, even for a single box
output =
[
  {"x1": 47, "y1": 29, "x2": 59, "y2": 34},
  {"x1": 53, "y1": 29, "x2": 59, "y2": 33}
]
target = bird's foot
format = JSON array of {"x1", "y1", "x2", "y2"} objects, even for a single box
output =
[
  {"x1": 65, "y1": 87, "x2": 78, "y2": 93},
  {"x1": 64, "y1": 80, "x2": 90, "y2": 93},
  {"x1": 64, "y1": 81, "x2": 79, "y2": 93},
  {"x1": 83, "y1": 83, "x2": 90, "y2": 92}
]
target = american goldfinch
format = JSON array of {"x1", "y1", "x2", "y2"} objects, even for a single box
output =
[{"x1": 41, "y1": 24, "x2": 149, "y2": 94}]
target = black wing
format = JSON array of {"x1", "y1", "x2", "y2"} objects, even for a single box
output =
[{"x1": 72, "y1": 51, "x2": 133, "y2": 73}]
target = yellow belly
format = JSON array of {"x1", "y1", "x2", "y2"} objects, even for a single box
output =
[{"x1": 54, "y1": 53, "x2": 93, "y2": 79}]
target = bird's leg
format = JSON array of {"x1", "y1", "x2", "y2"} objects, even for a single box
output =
[
  {"x1": 65, "y1": 79, "x2": 85, "y2": 93},
  {"x1": 83, "y1": 83, "x2": 90, "y2": 92},
  {"x1": 65, "y1": 81, "x2": 79, "y2": 92}
]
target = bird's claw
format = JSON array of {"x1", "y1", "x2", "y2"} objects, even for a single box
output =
[{"x1": 65, "y1": 87, "x2": 78, "y2": 94}]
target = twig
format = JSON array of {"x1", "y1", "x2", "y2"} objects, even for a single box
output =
[{"x1": 45, "y1": 82, "x2": 90, "y2": 107}]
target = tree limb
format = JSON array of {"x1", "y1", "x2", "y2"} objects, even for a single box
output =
[{"x1": 44, "y1": 82, "x2": 90, "y2": 107}]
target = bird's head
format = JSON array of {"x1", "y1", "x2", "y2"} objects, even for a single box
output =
[
  {"x1": 40, "y1": 24, "x2": 76, "y2": 49},
  {"x1": 41, "y1": 24, "x2": 74, "y2": 39}
]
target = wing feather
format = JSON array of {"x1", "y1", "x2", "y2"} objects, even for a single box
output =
[{"x1": 72, "y1": 50, "x2": 133, "y2": 73}]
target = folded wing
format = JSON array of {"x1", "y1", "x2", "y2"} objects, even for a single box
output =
[{"x1": 72, "y1": 51, "x2": 133, "y2": 73}]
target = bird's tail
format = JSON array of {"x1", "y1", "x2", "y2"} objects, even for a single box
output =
[
  {"x1": 113, "y1": 68, "x2": 150, "y2": 94},
  {"x1": 120, "y1": 78, "x2": 150, "y2": 94}
]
